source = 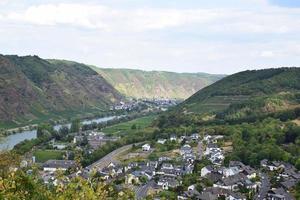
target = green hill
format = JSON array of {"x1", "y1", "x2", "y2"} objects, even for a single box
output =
[
  {"x1": 0, "y1": 55, "x2": 122, "y2": 128},
  {"x1": 179, "y1": 68, "x2": 300, "y2": 118},
  {"x1": 91, "y1": 67, "x2": 225, "y2": 99}
]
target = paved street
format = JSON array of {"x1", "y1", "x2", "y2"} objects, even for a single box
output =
[
  {"x1": 197, "y1": 140, "x2": 204, "y2": 160},
  {"x1": 135, "y1": 180, "x2": 155, "y2": 199},
  {"x1": 254, "y1": 172, "x2": 270, "y2": 200},
  {"x1": 86, "y1": 142, "x2": 143, "y2": 171}
]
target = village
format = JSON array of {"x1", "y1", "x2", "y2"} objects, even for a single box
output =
[
  {"x1": 21, "y1": 125, "x2": 300, "y2": 200},
  {"x1": 111, "y1": 98, "x2": 180, "y2": 111}
]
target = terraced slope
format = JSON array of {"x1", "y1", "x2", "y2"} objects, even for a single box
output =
[
  {"x1": 91, "y1": 67, "x2": 225, "y2": 99},
  {"x1": 179, "y1": 68, "x2": 300, "y2": 117}
]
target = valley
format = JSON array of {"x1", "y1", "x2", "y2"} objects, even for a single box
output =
[
  {"x1": 1, "y1": 67, "x2": 300, "y2": 200},
  {"x1": 91, "y1": 67, "x2": 225, "y2": 99}
]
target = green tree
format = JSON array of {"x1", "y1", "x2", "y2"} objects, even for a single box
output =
[
  {"x1": 131, "y1": 124, "x2": 137, "y2": 130},
  {"x1": 70, "y1": 119, "x2": 80, "y2": 133}
]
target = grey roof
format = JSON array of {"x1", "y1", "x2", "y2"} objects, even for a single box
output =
[
  {"x1": 268, "y1": 187, "x2": 295, "y2": 200},
  {"x1": 42, "y1": 160, "x2": 76, "y2": 169},
  {"x1": 203, "y1": 187, "x2": 246, "y2": 200},
  {"x1": 205, "y1": 165, "x2": 214, "y2": 171},
  {"x1": 260, "y1": 159, "x2": 269, "y2": 166},
  {"x1": 221, "y1": 174, "x2": 250, "y2": 186},
  {"x1": 242, "y1": 165, "x2": 256, "y2": 175},
  {"x1": 158, "y1": 176, "x2": 179, "y2": 187},
  {"x1": 207, "y1": 143, "x2": 218, "y2": 148},
  {"x1": 206, "y1": 172, "x2": 223, "y2": 183},
  {"x1": 281, "y1": 178, "x2": 298, "y2": 189}
]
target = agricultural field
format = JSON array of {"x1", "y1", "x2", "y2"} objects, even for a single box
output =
[
  {"x1": 102, "y1": 115, "x2": 157, "y2": 135},
  {"x1": 33, "y1": 150, "x2": 65, "y2": 163}
]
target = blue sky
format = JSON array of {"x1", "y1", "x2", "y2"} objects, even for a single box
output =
[{"x1": 0, "y1": 0, "x2": 300, "y2": 74}]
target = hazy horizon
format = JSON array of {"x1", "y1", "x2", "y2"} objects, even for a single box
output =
[{"x1": 1, "y1": 0, "x2": 300, "y2": 74}]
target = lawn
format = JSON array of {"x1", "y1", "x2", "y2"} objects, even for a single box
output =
[
  {"x1": 33, "y1": 150, "x2": 65, "y2": 163},
  {"x1": 102, "y1": 115, "x2": 157, "y2": 135}
]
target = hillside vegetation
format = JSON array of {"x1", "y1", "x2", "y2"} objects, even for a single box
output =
[
  {"x1": 0, "y1": 55, "x2": 122, "y2": 127},
  {"x1": 179, "y1": 68, "x2": 300, "y2": 118},
  {"x1": 92, "y1": 67, "x2": 224, "y2": 99}
]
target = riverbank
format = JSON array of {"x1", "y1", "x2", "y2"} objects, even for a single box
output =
[
  {"x1": 0, "y1": 115, "x2": 120, "y2": 151},
  {"x1": 0, "y1": 107, "x2": 117, "y2": 131},
  {"x1": 0, "y1": 110, "x2": 123, "y2": 137}
]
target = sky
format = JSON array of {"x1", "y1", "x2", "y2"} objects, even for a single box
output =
[{"x1": 0, "y1": 0, "x2": 300, "y2": 74}]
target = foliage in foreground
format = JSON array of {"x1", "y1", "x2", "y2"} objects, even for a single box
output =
[{"x1": 0, "y1": 152, "x2": 134, "y2": 200}]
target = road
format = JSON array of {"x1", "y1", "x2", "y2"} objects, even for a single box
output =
[
  {"x1": 86, "y1": 142, "x2": 143, "y2": 172},
  {"x1": 197, "y1": 140, "x2": 204, "y2": 160},
  {"x1": 254, "y1": 172, "x2": 270, "y2": 200},
  {"x1": 135, "y1": 180, "x2": 155, "y2": 200}
]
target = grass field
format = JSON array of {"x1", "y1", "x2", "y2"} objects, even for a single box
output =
[
  {"x1": 102, "y1": 115, "x2": 157, "y2": 135},
  {"x1": 33, "y1": 150, "x2": 65, "y2": 163}
]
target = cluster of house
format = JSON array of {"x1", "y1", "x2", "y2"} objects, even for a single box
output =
[
  {"x1": 157, "y1": 133, "x2": 200, "y2": 145},
  {"x1": 143, "y1": 98, "x2": 178, "y2": 107},
  {"x1": 108, "y1": 158, "x2": 186, "y2": 191},
  {"x1": 203, "y1": 135, "x2": 224, "y2": 165},
  {"x1": 34, "y1": 132, "x2": 299, "y2": 200},
  {"x1": 111, "y1": 98, "x2": 179, "y2": 111},
  {"x1": 71, "y1": 138, "x2": 200, "y2": 198},
  {"x1": 261, "y1": 159, "x2": 300, "y2": 199},
  {"x1": 179, "y1": 186, "x2": 248, "y2": 200},
  {"x1": 179, "y1": 161, "x2": 258, "y2": 200},
  {"x1": 40, "y1": 159, "x2": 77, "y2": 185},
  {"x1": 93, "y1": 143, "x2": 197, "y2": 190},
  {"x1": 111, "y1": 101, "x2": 139, "y2": 111},
  {"x1": 73, "y1": 131, "x2": 119, "y2": 150}
]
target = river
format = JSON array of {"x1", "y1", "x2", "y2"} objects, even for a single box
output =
[{"x1": 0, "y1": 116, "x2": 118, "y2": 150}]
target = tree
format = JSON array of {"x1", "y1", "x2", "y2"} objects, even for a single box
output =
[
  {"x1": 0, "y1": 151, "x2": 20, "y2": 177},
  {"x1": 131, "y1": 124, "x2": 137, "y2": 130},
  {"x1": 37, "y1": 123, "x2": 54, "y2": 138},
  {"x1": 59, "y1": 126, "x2": 69, "y2": 135},
  {"x1": 70, "y1": 119, "x2": 80, "y2": 133}
]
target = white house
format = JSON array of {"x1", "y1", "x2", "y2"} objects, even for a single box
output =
[
  {"x1": 201, "y1": 165, "x2": 214, "y2": 177},
  {"x1": 203, "y1": 135, "x2": 212, "y2": 141},
  {"x1": 191, "y1": 133, "x2": 199, "y2": 140},
  {"x1": 161, "y1": 163, "x2": 174, "y2": 170},
  {"x1": 142, "y1": 144, "x2": 151, "y2": 151},
  {"x1": 157, "y1": 139, "x2": 167, "y2": 144},
  {"x1": 170, "y1": 135, "x2": 177, "y2": 141},
  {"x1": 188, "y1": 185, "x2": 195, "y2": 191},
  {"x1": 220, "y1": 167, "x2": 240, "y2": 177}
]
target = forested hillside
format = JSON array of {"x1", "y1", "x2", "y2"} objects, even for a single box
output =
[{"x1": 0, "y1": 55, "x2": 122, "y2": 127}]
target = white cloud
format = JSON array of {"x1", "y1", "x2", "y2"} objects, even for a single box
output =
[
  {"x1": 7, "y1": 4, "x2": 109, "y2": 30},
  {"x1": 2, "y1": 2, "x2": 299, "y2": 34},
  {"x1": 260, "y1": 50, "x2": 274, "y2": 58},
  {"x1": 0, "y1": 1, "x2": 300, "y2": 74},
  {"x1": 4, "y1": 4, "x2": 223, "y2": 31}
]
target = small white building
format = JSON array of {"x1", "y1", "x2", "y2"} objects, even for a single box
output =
[
  {"x1": 142, "y1": 144, "x2": 151, "y2": 151},
  {"x1": 219, "y1": 167, "x2": 240, "y2": 177},
  {"x1": 191, "y1": 133, "x2": 199, "y2": 140},
  {"x1": 157, "y1": 139, "x2": 167, "y2": 144},
  {"x1": 188, "y1": 185, "x2": 195, "y2": 191},
  {"x1": 201, "y1": 165, "x2": 214, "y2": 177},
  {"x1": 170, "y1": 135, "x2": 177, "y2": 141}
]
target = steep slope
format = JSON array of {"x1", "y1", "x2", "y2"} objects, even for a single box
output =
[
  {"x1": 91, "y1": 67, "x2": 225, "y2": 99},
  {"x1": 0, "y1": 55, "x2": 122, "y2": 127},
  {"x1": 179, "y1": 68, "x2": 300, "y2": 117}
]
